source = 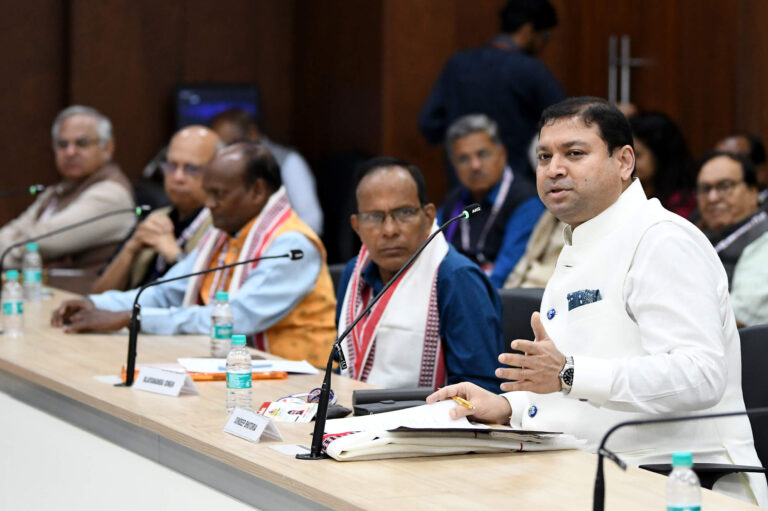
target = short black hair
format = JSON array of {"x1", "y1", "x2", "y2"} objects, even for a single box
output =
[
  {"x1": 353, "y1": 156, "x2": 428, "y2": 211},
  {"x1": 697, "y1": 150, "x2": 758, "y2": 188},
  {"x1": 500, "y1": 0, "x2": 557, "y2": 32},
  {"x1": 209, "y1": 108, "x2": 257, "y2": 143},
  {"x1": 539, "y1": 96, "x2": 634, "y2": 155},
  {"x1": 232, "y1": 141, "x2": 282, "y2": 191}
]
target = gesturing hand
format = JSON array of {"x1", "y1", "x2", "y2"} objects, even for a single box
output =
[{"x1": 496, "y1": 311, "x2": 566, "y2": 394}]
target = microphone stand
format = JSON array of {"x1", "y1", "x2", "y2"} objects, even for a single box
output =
[
  {"x1": 297, "y1": 203, "x2": 481, "y2": 460},
  {"x1": 121, "y1": 249, "x2": 304, "y2": 387},
  {"x1": 0, "y1": 205, "x2": 150, "y2": 302},
  {"x1": 593, "y1": 407, "x2": 768, "y2": 511}
]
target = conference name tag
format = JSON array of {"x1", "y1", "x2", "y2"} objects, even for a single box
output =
[
  {"x1": 132, "y1": 367, "x2": 199, "y2": 397},
  {"x1": 224, "y1": 407, "x2": 283, "y2": 443}
]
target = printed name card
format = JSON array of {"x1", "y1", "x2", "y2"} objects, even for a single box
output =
[
  {"x1": 224, "y1": 407, "x2": 283, "y2": 443},
  {"x1": 132, "y1": 367, "x2": 199, "y2": 397}
]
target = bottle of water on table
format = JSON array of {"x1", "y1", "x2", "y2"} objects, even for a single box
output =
[
  {"x1": 22, "y1": 242, "x2": 43, "y2": 302},
  {"x1": 210, "y1": 291, "x2": 233, "y2": 357},
  {"x1": 666, "y1": 451, "x2": 701, "y2": 511},
  {"x1": 226, "y1": 334, "x2": 252, "y2": 413},
  {"x1": 3, "y1": 270, "x2": 24, "y2": 337}
]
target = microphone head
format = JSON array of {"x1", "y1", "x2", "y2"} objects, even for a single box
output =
[
  {"x1": 289, "y1": 249, "x2": 304, "y2": 260},
  {"x1": 462, "y1": 203, "x2": 481, "y2": 218},
  {"x1": 30, "y1": 184, "x2": 45, "y2": 195},
  {"x1": 136, "y1": 205, "x2": 152, "y2": 215}
]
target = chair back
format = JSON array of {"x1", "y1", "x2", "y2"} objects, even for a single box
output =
[
  {"x1": 739, "y1": 323, "x2": 768, "y2": 468},
  {"x1": 328, "y1": 263, "x2": 347, "y2": 298},
  {"x1": 498, "y1": 287, "x2": 544, "y2": 345}
]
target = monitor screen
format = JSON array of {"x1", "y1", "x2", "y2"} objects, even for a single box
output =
[{"x1": 175, "y1": 83, "x2": 260, "y2": 129}]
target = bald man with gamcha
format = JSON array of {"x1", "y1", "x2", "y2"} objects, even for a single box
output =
[{"x1": 92, "y1": 126, "x2": 219, "y2": 292}]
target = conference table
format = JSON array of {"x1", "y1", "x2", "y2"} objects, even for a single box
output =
[{"x1": 0, "y1": 289, "x2": 757, "y2": 510}]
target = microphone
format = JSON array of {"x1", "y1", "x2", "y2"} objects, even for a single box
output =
[
  {"x1": 0, "y1": 205, "x2": 150, "y2": 301},
  {"x1": 0, "y1": 184, "x2": 46, "y2": 198},
  {"x1": 593, "y1": 407, "x2": 768, "y2": 511},
  {"x1": 121, "y1": 249, "x2": 304, "y2": 386},
  {"x1": 297, "y1": 203, "x2": 481, "y2": 460}
]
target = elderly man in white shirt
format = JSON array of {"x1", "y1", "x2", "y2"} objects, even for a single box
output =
[{"x1": 428, "y1": 97, "x2": 768, "y2": 506}]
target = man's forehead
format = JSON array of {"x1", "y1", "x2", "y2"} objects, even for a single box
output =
[
  {"x1": 538, "y1": 117, "x2": 603, "y2": 148},
  {"x1": 58, "y1": 115, "x2": 98, "y2": 135},
  {"x1": 357, "y1": 167, "x2": 419, "y2": 204},
  {"x1": 698, "y1": 156, "x2": 742, "y2": 182}
]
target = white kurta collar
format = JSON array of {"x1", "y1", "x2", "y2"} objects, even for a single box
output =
[{"x1": 563, "y1": 179, "x2": 647, "y2": 247}]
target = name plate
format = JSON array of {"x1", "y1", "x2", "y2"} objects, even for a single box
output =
[
  {"x1": 224, "y1": 407, "x2": 283, "y2": 443},
  {"x1": 132, "y1": 367, "x2": 199, "y2": 397}
]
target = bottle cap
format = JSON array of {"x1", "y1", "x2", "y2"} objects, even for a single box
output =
[
  {"x1": 231, "y1": 334, "x2": 246, "y2": 346},
  {"x1": 671, "y1": 451, "x2": 693, "y2": 467},
  {"x1": 5, "y1": 270, "x2": 19, "y2": 281},
  {"x1": 215, "y1": 291, "x2": 229, "y2": 301},
  {"x1": 26, "y1": 242, "x2": 38, "y2": 251}
]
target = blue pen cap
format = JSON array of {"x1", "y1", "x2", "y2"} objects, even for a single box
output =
[
  {"x1": 671, "y1": 451, "x2": 693, "y2": 467},
  {"x1": 6, "y1": 270, "x2": 19, "y2": 281},
  {"x1": 26, "y1": 242, "x2": 38, "y2": 252},
  {"x1": 231, "y1": 334, "x2": 246, "y2": 346},
  {"x1": 215, "y1": 291, "x2": 229, "y2": 301}
]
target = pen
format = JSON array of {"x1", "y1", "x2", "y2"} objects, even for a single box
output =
[{"x1": 452, "y1": 395, "x2": 475, "y2": 410}]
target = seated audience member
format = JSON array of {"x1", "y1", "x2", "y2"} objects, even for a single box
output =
[
  {"x1": 337, "y1": 157, "x2": 504, "y2": 392},
  {"x1": 439, "y1": 114, "x2": 545, "y2": 288},
  {"x1": 716, "y1": 133, "x2": 768, "y2": 205},
  {"x1": 91, "y1": 126, "x2": 219, "y2": 292},
  {"x1": 731, "y1": 231, "x2": 768, "y2": 326},
  {"x1": 209, "y1": 108, "x2": 323, "y2": 235},
  {"x1": 0, "y1": 105, "x2": 134, "y2": 270},
  {"x1": 696, "y1": 151, "x2": 766, "y2": 284},
  {"x1": 52, "y1": 142, "x2": 336, "y2": 366},
  {"x1": 503, "y1": 211, "x2": 565, "y2": 288},
  {"x1": 629, "y1": 111, "x2": 697, "y2": 218},
  {"x1": 429, "y1": 97, "x2": 767, "y2": 505}
]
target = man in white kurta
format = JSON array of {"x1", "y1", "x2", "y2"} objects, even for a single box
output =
[{"x1": 428, "y1": 97, "x2": 768, "y2": 506}]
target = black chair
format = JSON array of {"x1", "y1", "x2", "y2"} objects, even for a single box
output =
[
  {"x1": 640, "y1": 323, "x2": 768, "y2": 488},
  {"x1": 498, "y1": 287, "x2": 544, "y2": 344},
  {"x1": 328, "y1": 263, "x2": 347, "y2": 298}
]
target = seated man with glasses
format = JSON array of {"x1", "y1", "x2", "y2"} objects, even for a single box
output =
[
  {"x1": 439, "y1": 114, "x2": 545, "y2": 287},
  {"x1": 0, "y1": 105, "x2": 134, "y2": 283},
  {"x1": 92, "y1": 126, "x2": 220, "y2": 292},
  {"x1": 696, "y1": 150, "x2": 767, "y2": 327},
  {"x1": 336, "y1": 156, "x2": 504, "y2": 392}
]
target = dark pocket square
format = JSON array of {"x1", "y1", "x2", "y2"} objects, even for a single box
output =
[{"x1": 567, "y1": 289, "x2": 602, "y2": 311}]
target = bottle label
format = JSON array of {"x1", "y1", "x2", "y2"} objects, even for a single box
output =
[
  {"x1": 23, "y1": 269, "x2": 42, "y2": 284},
  {"x1": 227, "y1": 372, "x2": 252, "y2": 389},
  {"x1": 667, "y1": 506, "x2": 700, "y2": 511},
  {"x1": 212, "y1": 324, "x2": 233, "y2": 339},
  {"x1": 2, "y1": 301, "x2": 23, "y2": 315}
]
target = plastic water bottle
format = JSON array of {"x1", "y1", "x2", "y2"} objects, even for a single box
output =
[
  {"x1": 22, "y1": 242, "x2": 43, "y2": 302},
  {"x1": 666, "y1": 452, "x2": 701, "y2": 511},
  {"x1": 2, "y1": 270, "x2": 24, "y2": 337},
  {"x1": 210, "y1": 291, "x2": 233, "y2": 358},
  {"x1": 226, "y1": 334, "x2": 252, "y2": 413}
]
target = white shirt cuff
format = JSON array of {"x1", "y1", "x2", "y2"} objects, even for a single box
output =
[
  {"x1": 502, "y1": 392, "x2": 530, "y2": 428},
  {"x1": 569, "y1": 355, "x2": 613, "y2": 405}
]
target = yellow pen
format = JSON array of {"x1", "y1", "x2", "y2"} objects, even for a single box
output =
[{"x1": 451, "y1": 395, "x2": 475, "y2": 410}]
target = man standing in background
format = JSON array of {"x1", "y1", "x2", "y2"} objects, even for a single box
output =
[{"x1": 418, "y1": 0, "x2": 565, "y2": 186}]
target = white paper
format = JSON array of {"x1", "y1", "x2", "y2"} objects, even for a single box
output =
[
  {"x1": 269, "y1": 444, "x2": 311, "y2": 456},
  {"x1": 224, "y1": 407, "x2": 283, "y2": 443},
  {"x1": 93, "y1": 375, "x2": 124, "y2": 385},
  {"x1": 325, "y1": 400, "x2": 487, "y2": 434},
  {"x1": 132, "y1": 367, "x2": 199, "y2": 397},
  {"x1": 177, "y1": 358, "x2": 318, "y2": 375}
]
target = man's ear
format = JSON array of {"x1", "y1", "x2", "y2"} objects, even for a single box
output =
[
  {"x1": 617, "y1": 145, "x2": 635, "y2": 182},
  {"x1": 423, "y1": 203, "x2": 437, "y2": 224},
  {"x1": 350, "y1": 213, "x2": 360, "y2": 237}
]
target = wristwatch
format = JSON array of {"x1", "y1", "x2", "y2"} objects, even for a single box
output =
[{"x1": 559, "y1": 356, "x2": 574, "y2": 394}]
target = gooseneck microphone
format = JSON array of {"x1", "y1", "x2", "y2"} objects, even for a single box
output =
[
  {"x1": 0, "y1": 205, "x2": 150, "y2": 301},
  {"x1": 593, "y1": 407, "x2": 768, "y2": 511},
  {"x1": 0, "y1": 184, "x2": 46, "y2": 198},
  {"x1": 121, "y1": 249, "x2": 304, "y2": 386},
  {"x1": 297, "y1": 203, "x2": 482, "y2": 460}
]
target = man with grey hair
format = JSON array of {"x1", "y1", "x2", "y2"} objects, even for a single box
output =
[
  {"x1": 0, "y1": 105, "x2": 134, "y2": 287},
  {"x1": 439, "y1": 114, "x2": 544, "y2": 287}
]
